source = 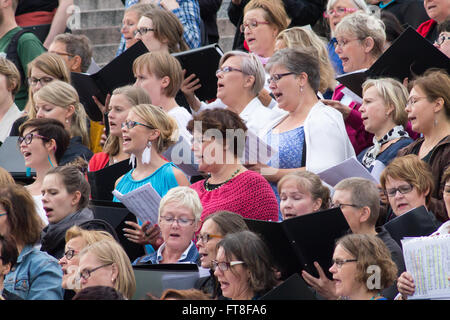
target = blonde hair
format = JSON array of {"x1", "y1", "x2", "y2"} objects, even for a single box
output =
[
  {"x1": 276, "y1": 27, "x2": 336, "y2": 93},
  {"x1": 244, "y1": 0, "x2": 290, "y2": 33},
  {"x1": 133, "y1": 51, "x2": 183, "y2": 98},
  {"x1": 131, "y1": 104, "x2": 179, "y2": 153},
  {"x1": 362, "y1": 77, "x2": 409, "y2": 127},
  {"x1": 0, "y1": 57, "x2": 21, "y2": 95},
  {"x1": 79, "y1": 239, "x2": 136, "y2": 299},
  {"x1": 65, "y1": 225, "x2": 115, "y2": 244},
  {"x1": 158, "y1": 186, "x2": 203, "y2": 222},
  {"x1": 103, "y1": 86, "x2": 152, "y2": 157},
  {"x1": 26, "y1": 53, "x2": 71, "y2": 117},
  {"x1": 0, "y1": 167, "x2": 14, "y2": 186},
  {"x1": 33, "y1": 80, "x2": 90, "y2": 147}
]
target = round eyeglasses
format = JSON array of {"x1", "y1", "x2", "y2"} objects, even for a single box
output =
[
  {"x1": 79, "y1": 263, "x2": 113, "y2": 280},
  {"x1": 17, "y1": 132, "x2": 50, "y2": 146}
]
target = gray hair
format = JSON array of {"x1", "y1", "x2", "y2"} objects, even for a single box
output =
[
  {"x1": 219, "y1": 50, "x2": 265, "y2": 96},
  {"x1": 326, "y1": 0, "x2": 370, "y2": 14},
  {"x1": 334, "y1": 11, "x2": 386, "y2": 59},
  {"x1": 266, "y1": 47, "x2": 320, "y2": 93},
  {"x1": 158, "y1": 186, "x2": 203, "y2": 222},
  {"x1": 53, "y1": 33, "x2": 93, "y2": 73},
  {"x1": 334, "y1": 177, "x2": 380, "y2": 226}
]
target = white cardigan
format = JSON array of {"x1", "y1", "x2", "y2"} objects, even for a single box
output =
[{"x1": 261, "y1": 101, "x2": 355, "y2": 173}]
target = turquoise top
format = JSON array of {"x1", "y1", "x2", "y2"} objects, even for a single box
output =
[{"x1": 113, "y1": 162, "x2": 182, "y2": 254}]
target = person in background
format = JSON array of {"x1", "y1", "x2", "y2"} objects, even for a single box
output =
[
  {"x1": 160, "y1": 288, "x2": 211, "y2": 300},
  {"x1": 72, "y1": 285, "x2": 126, "y2": 300},
  {"x1": 329, "y1": 233, "x2": 398, "y2": 300},
  {"x1": 0, "y1": 234, "x2": 21, "y2": 300},
  {"x1": 78, "y1": 239, "x2": 136, "y2": 300},
  {"x1": 0, "y1": 168, "x2": 14, "y2": 186},
  {"x1": 434, "y1": 18, "x2": 450, "y2": 57},
  {"x1": 0, "y1": 184, "x2": 63, "y2": 300},
  {"x1": 214, "y1": 230, "x2": 278, "y2": 300},
  {"x1": 196, "y1": 210, "x2": 249, "y2": 299},
  {"x1": 278, "y1": 171, "x2": 330, "y2": 220},
  {"x1": 0, "y1": 57, "x2": 22, "y2": 144},
  {"x1": 34, "y1": 80, "x2": 93, "y2": 165},
  {"x1": 48, "y1": 33, "x2": 93, "y2": 74},
  {"x1": 40, "y1": 163, "x2": 94, "y2": 259},
  {"x1": 380, "y1": 10, "x2": 405, "y2": 49},
  {"x1": 397, "y1": 69, "x2": 450, "y2": 223},
  {"x1": 18, "y1": 118, "x2": 70, "y2": 225},
  {"x1": 416, "y1": 0, "x2": 450, "y2": 43},
  {"x1": 199, "y1": 0, "x2": 222, "y2": 45}
]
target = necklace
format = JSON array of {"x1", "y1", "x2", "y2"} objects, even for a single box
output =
[{"x1": 204, "y1": 167, "x2": 241, "y2": 191}]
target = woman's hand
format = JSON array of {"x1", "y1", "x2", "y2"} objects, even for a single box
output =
[
  {"x1": 321, "y1": 99, "x2": 351, "y2": 119},
  {"x1": 123, "y1": 221, "x2": 163, "y2": 249},
  {"x1": 397, "y1": 271, "x2": 415, "y2": 299},
  {"x1": 92, "y1": 93, "x2": 111, "y2": 121},
  {"x1": 181, "y1": 70, "x2": 202, "y2": 111},
  {"x1": 302, "y1": 262, "x2": 338, "y2": 300}
]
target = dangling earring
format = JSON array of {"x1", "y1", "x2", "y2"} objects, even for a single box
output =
[
  {"x1": 129, "y1": 153, "x2": 136, "y2": 168},
  {"x1": 300, "y1": 86, "x2": 303, "y2": 93},
  {"x1": 142, "y1": 141, "x2": 152, "y2": 164}
]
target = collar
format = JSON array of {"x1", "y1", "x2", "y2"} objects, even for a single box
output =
[
  {"x1": 239, "y1": 97, "x2": 261, "y2": 118},
  {"x1": 16, "y1": 244, "x2": 38, "y2": 263},
  {"x1": 156, "y1": 241, "x2": 194, "y2": 263}
]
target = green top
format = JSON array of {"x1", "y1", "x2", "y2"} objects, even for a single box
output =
[{"x1": 0, "y1": 27, "x2": 46, "y2": 110}]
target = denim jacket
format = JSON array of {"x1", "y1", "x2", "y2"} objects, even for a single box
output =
[{"x1": 4, "y1": 244, "x2": 64, "y2": 300}]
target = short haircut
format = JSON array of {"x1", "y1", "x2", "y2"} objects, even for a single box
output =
[
  {"x1": 379, "y1": 155, "x2": 434, "y2": 205},
  {"x1": 133, "y1": 51, "x2": 183, "y2": 98},
  {"x1": 65, "y1": 225, "x2": 115, "y2": 245},
  {"x1": 438, "y1": 17, "x2": 450, "y2": 33},
  {"x1": 334, "y1": 177, "x2": 380, "y2": 226},
  {"x1": 72, "y1": 286, "x2": 126, "y2": 300},
  {"x1": 0, "y1": 57, "x2": 21, "y2": 95},
  {"x1": 362, "y1": 77, "x2": 409, "y2": 127},
  {"x1": 79, "y1": 239, "x2": 136, "y2": 299},
  {"x1": 131, "y1": 104, "x2": 179, "y2": 153},
  {"x1": 158, "y1": 186, "x2": 203, "y2": 222},
  {"x1": 11, "y1": 0, "x2": 18, "y2": 11},
  {"x1": 276, "y1": 27, "x2": 336, "y2": 93},
  {"x1": 326, "y1": 0, "x2": 369, "y2": 16},
  {"x1": 140, "y1": 7, "x2": 189, "y2": 53},
  {"x1": 266, "y1": 47, "x2": 321, "y2": 93},
  {"x1": 0, "y1": 184, "x2": 44, "y2": 245},
  {"x1": 19, "y1": 118, "x2": 70, "y2": 164},
  {"x1": 219, "y1": 51, "x2": 265, "y2": 96},
  {"x1": 202, "y1": 210, "x2": 248, "y2": 236},
  {"x1": 53, "y1": 33, "x2": 93, "y2": 73},
  {"x1": 0, "y1": 234, "x2": 18, "y2": 268},
  {"x1": 412, "y1": 69, "x2": 450, "y2": 119},
  {"x1": 443, "y1": 166, "x2": 450, "y2": 186},
  {"x1": 186, "y1": 108, "x2": 248, "y2": 159},
  {"x1": 217, "y1": 231, "x2": 277, "y2": 296},
  {"x1": 336, "y1": 234, "x2": 398, "y2": 292},
  {"x1": 243, "y1": 0, "x2": 289, "y2": 33},
  {"x1": 45, "y1": 164, "x2": 91, "y2": 211},
  {"x1": 278, "y1": 171, "x2": 330, "y2": 210},
  {"x1": 334, "y1": 11, "x2": 386, "y2": 60}
]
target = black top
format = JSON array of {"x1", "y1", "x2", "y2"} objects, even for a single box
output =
[
  {"x1": 16, "y1": 0, "x2": 59, "y2": 15},
  {"x1": 59, "y1": 136, "x2": 93, "y2": 165},
  {"x1": 382, "y1": 0, "x2": 430, "y2": 29},
  {"x1": 199, "y1": 0, "x2": 222, "y2": 44}
]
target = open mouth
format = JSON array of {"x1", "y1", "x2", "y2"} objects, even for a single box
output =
[
  {"x1": 284, "y1": 213, "x2": 297, "y2": 219},
  {"x1": 247, "y1": 38, "x2": 256, "y2": 45},
  {"x1": 22, "y1": 151, "x2": 32, "y2": 159},
  {"x1": 43, "y1": 207, "x2": 54, "y2": 217},
  {"x1": 122, "y1": 136, "x2": 132, "y2": 145},
  {"x1": 217, "y1": 82, "x2": 225, "y2": 90}
]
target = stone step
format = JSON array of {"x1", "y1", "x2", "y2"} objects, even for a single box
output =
[
  {"x1": 78, "y1": 8, "x2": 124, "y2": 29},
  {"x1": 92, "y1": 43, "x2": 119, "y2": 66},
  {"x1": 74, "y1": 0, "x2": 124, "y2": 11},
  {"x1": 73, "y1": 27, "x2": 121, "y2": 45}
]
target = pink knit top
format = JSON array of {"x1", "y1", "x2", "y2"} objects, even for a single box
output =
[{"x1": 190, "y1": 170, "x2": 279, "y2": 222}]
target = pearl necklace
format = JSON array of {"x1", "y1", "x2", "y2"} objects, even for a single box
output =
[{"x1": 204, "y1": 167, "x2": 241, "y2": 191}]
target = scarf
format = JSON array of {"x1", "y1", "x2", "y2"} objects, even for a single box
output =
[{"x1": 362, "y1": 125, "x2": 409, "y2": 168}]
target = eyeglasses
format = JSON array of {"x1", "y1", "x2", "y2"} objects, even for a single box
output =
[
  {"x1": 406, "y1": 96, "x2": 427, "y2": 107},
  {"x1": 332, "y1": 258, "x2": 357, "y2": 268},
  {"x1": 49, "y1": 50, "x2": 75, "y2": 58},
  {"x1": 323, "y1": 7, "x2": 357, "y2": 18},
  {"x1": 216, "y1": 66, "x2": 244, "y2": 76},
  {"x1": 63, "y1": 249, "x2": 79, "y2": 260},
  {"x1": 385, "y1": 184, "x2": 413, "y2": 198},
  {"x1": 267, "y1": 72, "x2": 295, "y2": 85},
  {"x1": 159, "y1": 216, "x2": 196, "y2": 227},
  {"x1": 121, "y1": 120, "x2": 154, "y2": 130},
  {"x1": 333, "y1": 38, "x2": 361, "y2": 49},
  {"x1": 212, "y1": 260, "x2": 245, "y2": 272},
  {"x1": 196, "y1": 233, "x2": 223, "y2": 244},
  {"x1": 331, "y1": 203, "x2": 360, "y2": 210},
  {"x1": 134, "y1": 27, "x2": 154, "y2": 36},
  {"x1": 435, "y1": 34, "x2": 450, "y2": 46},
  {"x1": 239, "y1": 20, "x2": 270, "y2": 33},
  {"x1": 79, "y1": 263, "x2": 113, "y2": 280},
  {"x1": 28, "y1": 76, "x2": 54, "y2": 87},
  {"x1": 18, "y1": 132, "x2": 50, "y2": 146}
]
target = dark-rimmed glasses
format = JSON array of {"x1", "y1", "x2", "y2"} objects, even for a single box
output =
[
  {"x1": 63, "y1": 249, "x2": 79, "y2": 261},
  {"x1": 49, "y1": 50, "x2": 75, "y2": 58},
  {"x1": 332, "y1": 258, "x2": 357, "y2": 268},
  {"x1": 216, "y1": 66, "x2": 244, "y2": 76},
  {"x1": 239, "y1": 20, "x2": 270, "y2": 33},
  {"x1": 28, "y1": 76, "x2": 54, "y2": 87},
  {"x1": 79, "y1": 263, "x2": 113, "y2": 280},
  {"x1": 159, "y1": 216, "x2": 196, "y2": 227},
  {"x1": 267, "y1": 72, "x2": 295, "y2": 85},
  {"x1": 121, "y1": 120, "x2": 153, "y2": 130},
  {"x1": 331, "y1": 203, "x2": 360, "y2": 210},
  {"x1": 212, "y1": 260, "x2": 245, "y2": 272},
  {"x1": 385, "y1": 184, "x2": 413, "y2": 198},
  {"x1": 196, "y1": 233, "x2": 223, "y2": 244},
  {"x1": 435, "y1": 34, "x2": 450, "y2": 46},
  {"x1": 18, "y1": 132, "x2": 50, "y2": 146},
  {"x1": 134, "y1": 27, "x2": 154, "y2": 36}
]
